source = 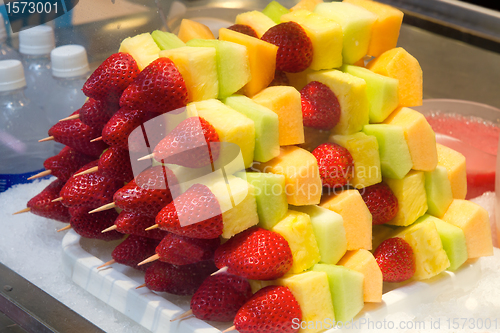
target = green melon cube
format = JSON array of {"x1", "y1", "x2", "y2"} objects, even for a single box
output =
[
  {"x1": 262, "y1": 1, "x2": 290, "y2": 24},
  {"x1": 151, "y1": 30, "x2": 185, "y2": 50},
  {"x1": 424, "y1": 166, "x2": 454, "y2": 218}
]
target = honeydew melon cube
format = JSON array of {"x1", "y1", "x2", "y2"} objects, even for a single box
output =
[
  {"x1": 252, "y1": 86, "x2": 304, "y2": 146},
  {"x1": 362, "y1": 124, "x2": 412, "y2": 180},
  {"x1": 235, "y1": 10, "x2": 276, "y2": 38},
  {"x1": 151, "y1": 30, "x2": 185, "y2": 50},
  {"x1": 442, "y1": 199, "x2": 493, "y2": 258},
  {"x1": 237, "y1": 172, "x2": 288, "y2": 230},
  {"x1": 223, "y1": 95, "x2": 280, "y2": 162},
  {"x1": 416, "y1": 214, "x2": 468, "y2": 271},
  {"x1": 177, "y1": 19, "x2": 215, "y2": 43},
  {"x1": 341, "y1": 64, "x2": 399, "y2": 123},
  {"x1": 119, "y1": 33, "x2": 160, "y2": 70},
  {"x1": 252, "y1": 146, "x2": 322, "y2": 206},
  {"x1": 262, "y1": 1, "x2": 290, "y2": 24},
  {"x1": 383, "y1": 107, "x2": 438, "y2": 171},
  {"x1": 186, "y1": 39, "x2": 251, "y2": 99},
  {"x1": 275, "y1": 271, "x2": 335, "y2": 333},
  {"x1": 330, "y1": 132, "x2": 382, "y2": 188},
  {"x1": 308, "y1": 70, "x2": 369, "y2": 135},
  {"x1": 291, "y1": 0, "x2": 323, "y2": 12},
  {"x1": 436, "y1": 143, "x2": 467, "y2": 200},
  {"x1": 338, "y1": 249, "x2": 383, "y2": 302},
  {"x1": 391, "y1": 219, "x2": 450, "y2": 279},
  {"x1": 385, "y1": 170, "x2": 428, "y2": 226},
  {"x1": 344, "y1": 0, "x2": 404, "y2": 57},
  {"x1": 159, "y1": 46, "x2": 218, "y2": 102},
  {"x1": 291, "y1": 205, "x2": 347, "y2": 264},
  {"x1": 367, "y1": 47, "x2": 423, "y2": 107},
  {"x1": 311, "y1": 264, "x2": 364, "y2": 323},
  {"x1": 281, "y1": 10, "x2": 343, "y2": 70},
  {"x1": 425, "y1": 166, "x2": 454, "y2": 218},
  {"x1": 219, "y1": 28, "x2": 278, "y2": 97},
  {"x1": 320, "y1": 189, "x2": 372, "y2": 251},
  {"x1": 187, "y1": 99, "x2": 255, "y2": 168},
  {"x1": 314, "y1": 2, "x2": 377, "y2": 64}
]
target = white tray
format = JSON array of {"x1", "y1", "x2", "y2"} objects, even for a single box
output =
[{"x1": 62, "y1": 229, "x2": 485, "y2": 333}]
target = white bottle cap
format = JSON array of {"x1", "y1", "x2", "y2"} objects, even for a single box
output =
[
  {"x1": 0, "y1": 16, "x2": 7, "y2": 43},
  {"x1": 0, "y1": 60, "x2": 26, "y2": 92},
  {"x1": 51, "y1": 45, "x2": 90, "y2": 78},
  {"x1": 19, "y1": 25, "x2": 55, "y2": 55}
]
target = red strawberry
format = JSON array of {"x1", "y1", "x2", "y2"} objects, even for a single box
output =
[
  {"x1": 227, "y1": 24, "x2": 259, "y2": 38},
  {"x1": 144, "y1": 260, "x2": 217, "y2": 295},
  {"x1": 68, "y1": 206, "x2": 123, "y2": 241},
  {"x1": 153, "y1": 117, "x2": 220, "y2": 168},
  {"x1": 312, "y1": 142, "x2": 354, "y2": 188},
  {"x1": 98, "y1": 147, "x2": 134, "y2": 182},
  {"x1": 60, "y1": 161, "x2": 123, "y2": 208},
  {"x1": 155, "y1": 233, "x2": 220, "y2": 265},
  {"x1": 155, "y1": 184, "x2": 223, "y2": 239},
  {"x1": 261, "y1": 21, "x2": 313, "y2": 73},
  {"x1": 300, "y1": 81, "x2": 341, "y2": 130},
  {"x1": 113, "y1": 165, "x2": 177, "y2": 217},
  {"x1": 190, "y1": 273, "x2": 253, "y2": 322},
  {"x1": 360, "y1": 182, "x2": 399, "y2": 225},
  {"x1": 234, "y1": 285, "x2": 301, "y2": 333},
  {"x1": 374, "y1": 237, "x2": 415, "y2": 283},
  {"x1": 214, "y1": 227, "x2": 293, "y2": 280},
  {"x1": 101, "y1": 108, "x2": 152, "y2": 150},
  {"x1": 268, "y1": 70, "x2": 290, "y2": 87},
  {"x1": 82, "y1": 52, "x2": 140, "y2": 105},
  {"x1": 43, "y1": 146, "x2": 94, "y2": 182},
  {"x1": 79, "y1": 98, "x2": 119, "y2": 131},
  {"x1": 111, "y1": 235, "x2": 160, "y2": 271},
  {"x1": 26, "y1": 179, "x2": 70, "y2": 222},
  {"x1": 120, "y1": 57, "x2": 188, "y2": 114},
  {"x1": 48, "y1": 117, "x2": 108, "y2": 157},
  {"x1": 114, "y1": 211, "x2": 168, "y2": 240}
]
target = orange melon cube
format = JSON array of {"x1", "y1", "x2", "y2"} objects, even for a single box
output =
[
  {"x1": 219, "y1": 28, "x2": 278, "y2": 97},
  {"x1": 436, "y1": 143, "x2": 467, "y2": 200},
  {"x1": 235, "y1": 11, "x2": 276, "y2": 38},
  {"x1": 367, "y1": 47, "x2": 423, "y2": 107},
  {"x1": 177, "y1": 19, "x2": 215, "y2": 43}
]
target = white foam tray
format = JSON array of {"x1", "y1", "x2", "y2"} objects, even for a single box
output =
[{"x1": 62, "y1": 229, "x2": 486, "y2": 333}]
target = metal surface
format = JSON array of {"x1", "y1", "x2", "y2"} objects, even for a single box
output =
[{"x1": 0, "y1": 263, "x2": 104, "y2": 333}]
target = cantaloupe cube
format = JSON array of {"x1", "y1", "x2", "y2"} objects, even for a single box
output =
[
  {"x1": 367, "y1": 47, "x2": 423, "y2": 107},
  {"x1": 253, "y1": 146, "x2": 322, "y2": 206},
  {"x1": 252, "y1": 86, "x2": 304, "y2": 146},
  {"x1": 383, "y1": 107, "x2": 438, "y2": 171},
  {"x1": 320, "y1": 189, "x2": 372, "y2": 250},
  {"x1": 177, "y1": 19, "x2": 215, "y2": 43},
  {"x1": 436, "y1": 143, "x2": 467, "y2": 200},
  {"x1": 291, "y1": 0, "x2": 323, "y2": 12},
  {"x1": 338, "y1": 249, "x2": 383, "y2": 302},
  {"x1": 344, "y1": 0, "x2": 404, "y2": 57},
  {"x1": 442, "y1": 199, "x2": 493, "y2": 258},
  {"x1": 308, "y1": 70, "x2": 369, "y2": 135},
  {"x1": 272, "y1": 210, "x2": 321, "y2": 273},
  {"x1": 235, "y1": 10, "x2": 276, "y2": 38},
  {"x1": 159, "y1": 46, "x2": 218, "y2": 102},
  {"x1": 187, "y1": 99, "x2": 255, "y2": 168},
  {"x1": 385, "y1": 170, "x2": 428, "y2": 226},
  {"x1": 219, "y1": 28, "x2": 278, "y2": 97},
  {"x1": 119, "y1": 33, "x2": 160, "y2": 70},
  {"x1": 281, "y1": 10, "x2": 343, "y2": 70}
]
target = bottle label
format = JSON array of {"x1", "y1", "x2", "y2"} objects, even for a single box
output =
[{"x1": 0, "y1": 168, "x2": 48, "y2": 193}]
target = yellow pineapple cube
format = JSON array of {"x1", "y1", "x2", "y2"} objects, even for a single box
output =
[
  {"x1": 291, "y1": 0, "x2": 323, "y2": 12},
  {"x1": 436, "y1": 143, "x2": 467, "y2": 199},
  {"x1": 119, "y1": 33, "x2": 160, "y2": 70}
]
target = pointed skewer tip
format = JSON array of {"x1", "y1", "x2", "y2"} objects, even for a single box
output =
[
  {"x1": 51, "y1": 197, "x2": 63, "y2": 203},
  {"x1": 38, "y1": 136, "x2": 55, "y2": 142},
  {"x1": 13, "y1": 207, "x2": 31, "y2": 215},
  {"x1": 59, "y1": 114, "x2": 80, "y2": 122},
  {"x1": 88, "y1": 202, "x2": 116, "y2": 214},
  {"x1": 137, "y1": 254, "x2": 160, "y2": 266},
  {"x1": 170, "y1": 309, "x2": 193, "y2": 322},
  {"x1": 74, "y1": 166, "x2": 98, "y2": 177},
  {"x1": 137, "y1": 153, "x2": 154, "y2": 161},
  {"x1": 57, "y1": 225, "x2": 72, "y2": 232},
  {"x1": 222, "y1": 325, "x2": 236, "y2": 333},
  {"x1": 211, "y1": 266, "x2": 228, "y2": 276},
  {"x1": 145, "y1": 224, "x2": 159, "y2": 231},
  {"x1": 27, "y1": 169, "x2": 52, "y2": 180},
  {"x1": 136, "y1": 283, "x2": 147, "y2": 289},
  {"x1": 97, "y1": 259, "x2": 116, "y2": 270},
  {"x1": 102, "y1": 225, "x2": 118, "y2": 233},
  {"x1": 90, "y1": 136, "x2": 102, "y2": 143}
]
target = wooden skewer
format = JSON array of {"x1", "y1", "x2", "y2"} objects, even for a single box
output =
[
  {"x1": 57, "y1": 225, "x2": 72, "y2": 232},
  {"x1": 145, "y1": 224, "x2": 159, "y2": 231},
  {"x1": 101, "y1": 225, "x2": 118, "y2": 233},
  {"x1": 39, "y1": 136, "x2": 55, "y2": 142},
  {"x1": 137, "y1": 153, "x2": 154, "y2": 161},
  {"x1": 97, "y1": 259, "x2": 116, "y2": 269},
  {"x1": 12, "y1": 207, "x2": 31, "y2": 215},
  {"x1": 136, "y1": 283, "x2": 147, "y2": 289},
  {"x1": 211, "y1": 266, "x2": 228, "y2": 276},
  {"x1": 88, "y1": 202, "x2": 116, "y2": 214},
  {"x1": 59, "y1": 114, "x2": 80, "y2": 121},
  {"x1": 137, "y1": 254, "x2": 160, "y2": 266},
  {"x1": 222, "y1": 326, "x2": 236, "y2": 333},
  {"x1": 27, "y1": 169, "x2": 52, "y2": 180},
  {"x1": 52, "y1": 197, "x2": 63, "y2": 203},
  {"x1": 90, "y1": 136, "x2": 102, "y2": 143},
  {"x1": 73, "y1": 166, "x2": 98, "y2": 177},
  {"x1": 170, "y1": 309, "x2": 193, "y2": 322}
]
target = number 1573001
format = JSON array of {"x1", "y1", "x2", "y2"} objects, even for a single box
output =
[{"x1": 5, "y1": 1, "x2": 59, "y2": 15}]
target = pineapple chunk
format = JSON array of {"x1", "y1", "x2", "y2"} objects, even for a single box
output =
[{"x1": 119, "y1": 33, "x2": 160, "y2": 70}]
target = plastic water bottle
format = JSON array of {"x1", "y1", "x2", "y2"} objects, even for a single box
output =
[
  {"x1": 0, "y1": 15, "x2": 20, "y2": 61},
  {"x1": 0, "y1": 60, "x2": 53, "y2": 192}
]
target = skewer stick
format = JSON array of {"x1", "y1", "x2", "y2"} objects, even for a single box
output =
[
  {"x1": 138, "y1": 153, "x2": 154, "y2": 161},
  {"x1": 59, "y1": 114, "x2": 80, "y2": 121},
  {"x1": 102, "y1": 225, "x2": 118, "y2": 233},
  {"x1": 145, "y1": 224, "x2": 159, "y2": 231},
  {"x1": 211, "y1": 266, "x2": 228, "y2": 276},
  {"x1": 39, "y1": 136, "x2": 55, "y2": 142},
  {"x1": 97, "y1": 259, "x2": 116, "y2": 269},
  {"x1": 73, "y1": 166, "x2": 98, "y2": 177},
  {"x1": 57, "y1": 225, "x2": 72, "y2": 232},
  {"x1": 88, "y1": 202, "x2": 116, "y2": 214},
  {"x1": 27, "y1": 169, "x2": 52, "y2": 180},
  {"x1": 222, "y1": 326, "x2": 236, "y2": 333},
  {"x1": 90, "y1": 136, "x2": 102, "y2": 142},
  {"x1": 52, "y1": 197, "x2": 63, "y2": 203},
  {"x1": 12, "y1": 207, "x2": 31, "y2": 215},
  {"x1": 137, "y1": 254, "x2": 160, "y2": 266},
  {"x1": 136, "y1": 283, "x2": 147, "y2": 289},
  {"x1": 170, "y1": 309, "x2": 193, "y2": 322}
]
